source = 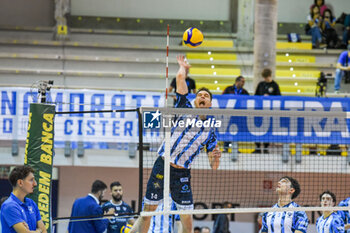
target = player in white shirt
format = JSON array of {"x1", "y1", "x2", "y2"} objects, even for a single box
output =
[
  {"x1": 316, "y1": 191, "x2": 345, "y2": 233},
  {"x1": 261, "y1": 176, "x2": 308, "y2": 233}
]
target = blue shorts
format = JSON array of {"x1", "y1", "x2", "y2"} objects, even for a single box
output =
[{"x1": 145, "y1": 156, "x2": 193, "y2": 209}]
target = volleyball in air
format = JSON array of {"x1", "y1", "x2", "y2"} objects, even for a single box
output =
[
  {"x1": 120, "y1": 224, "x2": 132, "y2": 233},
  {"x1": 183, "y1": 27, "x2": 204, "y2": 48}
]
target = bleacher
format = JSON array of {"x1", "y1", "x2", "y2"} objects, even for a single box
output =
[{"x1": 0, "y1": 23, "x2": 345, "y2": 96}]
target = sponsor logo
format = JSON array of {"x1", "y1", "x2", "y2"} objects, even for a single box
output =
[
  {"x1": 180, "y1": 177, "x2": 189, "y2": 183},
  {"x1": 143, "y1": 110, "x2": 222, "y2": 129}
]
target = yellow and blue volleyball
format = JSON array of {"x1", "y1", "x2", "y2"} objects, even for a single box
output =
[
  {"x1": 183, "y1": 27, "x2": 204, "y2": 48},
  {"x1": 120, "y1": 224, "x2": 132, "y2": 233}
]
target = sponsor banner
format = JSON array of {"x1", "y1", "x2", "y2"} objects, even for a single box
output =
[
  {"x1": 24, "y1": 103, "x2": 55, "y2": 233},
  {"x1": 1, "y1": 87, "x2": 350, "y2": 144},
  {"x1": 0, "y1": 87, "x2": 164, "y2": 143}
]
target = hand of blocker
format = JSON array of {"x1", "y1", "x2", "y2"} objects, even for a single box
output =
[{"x1": 176, "y1": 55, "x2": 191, "y2": 69}]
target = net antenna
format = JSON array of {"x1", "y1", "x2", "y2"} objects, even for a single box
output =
[{"x1": 165, "y1": 24, "x2": 170, "y2": 107}]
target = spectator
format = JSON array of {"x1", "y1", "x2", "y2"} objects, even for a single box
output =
[
  {"x1": 68, "y1": 180, "x2": 115, "y2": 233},
  {"x1": 194, "y1": 226, "x2": 201, "y2": 233},
  {"x1": 212, "y1": 202, "x2": 231, "y2": 233},
  {"x1": 343, "y1": 14, "x2": 350, "y2": 48},
  {"x1": 310, "y1": 0, "x2": 328, "y2": 16},
  {"x1": 102, "y1": 181, "x2": 134, "y2": 233},
  {"x1": 254, "y1": 68, "x2": 281, "y2": 154},
  {"x1": 334, "y1": 44, "x2": 350, "y2": 93},
  {"x1": 201, "y1": 226, "x2": 211, "y2": 233},
  {"x1": 222, "y1": 76, "x2": 249, "y2": 95},
  {"x1": 0, "y1": 165, "x2": 47, "y2": 233},
  {"x1": 322, "y1": 9, "x2": 339, "y2": 48},
  {"x1": 306, "y1": 5, "x2": 323, "y2": 48},
  {"x1": 169, "y1": 58, "x2": 196, "y2": 105}
]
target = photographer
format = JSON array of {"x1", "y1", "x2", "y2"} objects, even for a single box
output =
[{"x1": 334, "y1": 44, "x2": 350, "y2": 93}]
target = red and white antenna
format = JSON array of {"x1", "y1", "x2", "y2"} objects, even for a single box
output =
[{"x1": 165, "y1": 24, "x2": 169, "y2": 107}]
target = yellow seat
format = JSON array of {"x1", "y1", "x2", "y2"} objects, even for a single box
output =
[
  {"x1": 238, "y1": 142, "x2": 256, "y2": 153},
  {"x1": 186, "y1": 52, "x2": 237, "y2": 61},
  {"x1": 276, "y1": 42, "x2": 312, "y2": 50},
  {"x1": 276, "y1": 70, "x2": 320, "y2": 78},
  {"x1": 280, "y1": 85, "x2": 316, "y2": 93},
  {"x1": 276, "y1": 78, "x2": 317, "y2": 86},
  {"x1": 196, "y1": 83, "x2": 231, "y2": 92},
  {"x1": 276, "y1": 55, "x2": 316, "y2": 63},
  {"x1": 190, "y1": 68, "x2": 240, "y2": 76},
  {"x1": 201, "y1": 40, "x2": 234, "y2": 48}
]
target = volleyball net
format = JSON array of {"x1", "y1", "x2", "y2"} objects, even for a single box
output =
[{"x1": 140, "y1": 106, "x2": 350, "y2": 217}]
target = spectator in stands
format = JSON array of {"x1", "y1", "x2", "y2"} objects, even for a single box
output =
[
  {"x1": 254, "y1": 68, "x2": 281, "y2": 154},
  {"x1": 343, "y1": 14, "x2": 350, "y2": 47},
  {"x1": 334, "y1": 44, "x2": 350, "y2": 93},
  {"x1": 169, "y1": 58, "x2": 196, "y2": 105},
  {"x1": 310, "y1": 0, "x2": 328, "y2": 16},
  {"x1": 222, "y1": 76, "x2": 249, "y2": 95},
  {"x1": 212, "y1": 202, "x2": 231, "y2": 233},
  {"x1": 306, "y1": 5, "x2": 323, "y2": 48},
  {"x1": 322, "y1": 9, "x2": 339, "y2": 48},
  {"x1": 201, "y1": 226, "x2": 211, "y2": 233},
  {"x1": 68, "y1": 180, "x2": 115, "y2": 233}
]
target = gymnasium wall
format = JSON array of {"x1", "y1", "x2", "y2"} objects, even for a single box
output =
[{"x1": 0, "y1": 0, "x2": 54, "y2": 27}]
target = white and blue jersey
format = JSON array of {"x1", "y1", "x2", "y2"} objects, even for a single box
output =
[
  {"x1": 338, "y1": 198, "x2": 350, "y2": 233},
  {"x1": 101, "y1": 200, "x2": 133, "y2": 233},
  {"x1": 158, "y1": 93, "x2": 217, "y2": 169},
  {"x1": 261, "y1": 202, "x2": 309, "y2": 233},
  {"x1": 316, "y1": 212, "x2": 345, "y2": 233},
  {"x1": 148, "y1": 200, "x2": 179, "y2": 233}
]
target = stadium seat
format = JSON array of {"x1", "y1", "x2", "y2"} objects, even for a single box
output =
[
  {"x1": 276, "y1": 42, "x2": 312, "y2": 50},
  {"x1": 190, "y1": 67, "x2": 240, "y2": 76},
  {"x1": 276, "y1": 55, "x2": 316, "y2": 63},
  {"x1": 186, "y1": 52, "x2": 237, "y2": 60}
]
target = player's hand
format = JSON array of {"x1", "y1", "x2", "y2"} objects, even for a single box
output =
[
  {"x1": 176, "y1": 55, "x2": 191, "y2": 69},
  {"x1": 212, "y1": 145, "x2": 221, "y2": 158}
]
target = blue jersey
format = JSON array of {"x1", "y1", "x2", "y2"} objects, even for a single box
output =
[
  {"x1": 1, "y1": 193, "x2": 41, "y2": 233},
  {"x1": 338, "y1": 198, "x2": 350, "y2": 233},
  {"x1": 148, "y1": 200, "x2": 179, "y2": 233},
  {"x1": 158, "y1": 93, "x2": 217, "y2": 169},
  {"x1": 337, "y1": 51, "x2": 349, "y2": 67},
  {"x1": 316, "y1": 212, "x2": 345, "y2": 233},
  {"x1": 101, "y1": 201, "x2": 133, "y2": 233},
  {"x1": 261, "y1": 202, "x2": 308, "y2": 233}
]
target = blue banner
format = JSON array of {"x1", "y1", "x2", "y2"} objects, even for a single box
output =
[
  {"x1": 189, "y1": 94, "x2": 350, "y2": 144},
  {"x1": 1, "y1": 87, "x2": 350, "y2": 145}
]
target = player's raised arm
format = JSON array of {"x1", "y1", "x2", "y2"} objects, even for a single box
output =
[{"x1": 176, "y1": 55, "x2": 191, "y2": 95}]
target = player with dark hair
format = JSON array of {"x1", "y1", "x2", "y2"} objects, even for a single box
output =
[
  {"x1": 316, "y1": 191, "x2": 345, "y2": 233},
  {"x1": 0, "y1": 165, "x2": 47, "y2": 233},
  {"x1": 261, "y1": 176, "x2": 308, "y2": 233},
  {"x1": 130, "y1": 55, "x2": 222, "y2": 233},
  {"x1": 68, "y1": 180, "x2": 115, "y2": 233},
  {"x1": 102, "y1": 181, "x2": 134, "y2": 233},
  {"x1": 337, "y1": 195, "x2": 350, "y2": 232}
]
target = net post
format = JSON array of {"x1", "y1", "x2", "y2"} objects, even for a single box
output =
[
  {"x1": 137, "y1": 108, "x2": 144, "y2": 214},
  {"x1": 347, "y1": 146, "x2": 350, "y2": 165}
]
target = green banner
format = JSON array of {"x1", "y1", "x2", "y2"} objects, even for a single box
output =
[{"x1": 24, "y1": 103, "x2": 55, "y2": 233}]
